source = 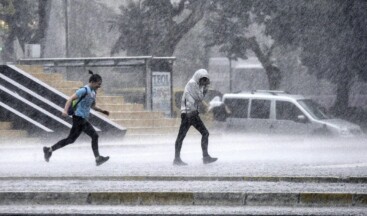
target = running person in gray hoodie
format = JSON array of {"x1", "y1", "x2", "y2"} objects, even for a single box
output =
[{"x1": 173, "y1": 69, "x2": 218, "y2": 166}]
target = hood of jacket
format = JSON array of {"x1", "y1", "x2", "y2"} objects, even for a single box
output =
[
  {"x1": 191, "y1": 69, "x2": 209, "y2": 84},
  {"x1": 180, "y1": 69, "x2": 209, "y2": 114}
]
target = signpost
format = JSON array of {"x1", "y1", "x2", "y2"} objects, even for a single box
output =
[{"x1": 152, "y1": 71, "x2": 171, "y2": 117}]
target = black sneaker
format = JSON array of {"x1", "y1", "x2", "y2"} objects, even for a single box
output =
[
  {"x1": 173, "y1": 157, "x2": 188, "y2": 166},
  {"x1": 203, "y1": 156, "x2": 218, "y2": 164},
  {"x1": 96, "y1": 156, "x2": 110, "y2": 166},
  {"x1": 43, "y1": 147, "x2": 52, "y2": 162}
]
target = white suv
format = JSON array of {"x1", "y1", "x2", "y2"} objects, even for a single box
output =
[{"x1": 211, "y1": 90, "x2": 362, "y2": 137}]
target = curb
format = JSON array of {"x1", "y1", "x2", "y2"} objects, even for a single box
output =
[
  {"x1": 0, "y1": 192, "x2": 366, "y2": 207},
  {"x1": 1, "y1": 176, "x2": 367, "y2": 183}
]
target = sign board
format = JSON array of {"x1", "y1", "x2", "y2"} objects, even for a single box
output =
[{"x1": 152, "y1": 71, "x2": 171, "y2": 116}]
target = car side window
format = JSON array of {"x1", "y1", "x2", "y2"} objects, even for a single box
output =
[
  {"x1": 276, "y1": 101, "x2": 303, "y2": 121},
  {"x1": 224, "y1": 98, "x2": 249, "y2": 118},
  {"x1": 250, "y1": 99, "x2": 271, "y2": 119}
]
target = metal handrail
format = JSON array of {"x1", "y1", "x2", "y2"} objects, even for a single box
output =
[
  {"x1": 17, "y1": 56, "x2": 176, "y2": 67},
  {"x1": 16, "y1": 56, "x2": 176, "y2": 112}
]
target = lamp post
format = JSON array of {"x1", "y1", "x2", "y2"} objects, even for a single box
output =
[
  {"x1": 228, "y1": 56, "x2": 233, "y2": 93},
  {"x1": 64, "y1": 0, "x2": 69, "y2": 58},
  {"x1": 0, "y1": 20, "x2": 9, "y2": 62}
]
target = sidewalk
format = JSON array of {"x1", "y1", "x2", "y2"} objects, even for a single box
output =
[
  {"x1": 1, "y1": 134, "x2": 367, "y2": 178},
  {"x1": 1, "y1": 134, "x2": 367, "y2": 215}
]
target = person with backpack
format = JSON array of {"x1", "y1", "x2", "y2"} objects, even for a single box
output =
[
  {"x1": 173, "y1": 69, "x2": 218, "y2": 166},
  {"x1": 43, "y1": 70, "x2": 110, "y2": 166}
]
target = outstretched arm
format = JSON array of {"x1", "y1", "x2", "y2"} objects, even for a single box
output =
[{"x1": 92, "y1": 104, "x2": 109, "y2": 116}]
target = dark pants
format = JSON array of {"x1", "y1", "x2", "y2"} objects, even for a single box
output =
[
  {"x1": 175, "y1": 112, "x2": 209, "y2": 158},
  {"x1": 51, "y1": 115, "x2": 99, "y2": 157}
]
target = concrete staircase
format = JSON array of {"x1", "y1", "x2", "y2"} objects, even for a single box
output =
[
  {"x1": 16, "y1": 65, "x2": 183, "y2": 138},
  {"x1": 0, "y1": 121, "x2": 28, "y2": 138}
]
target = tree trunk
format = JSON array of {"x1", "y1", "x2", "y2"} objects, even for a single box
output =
[
  {"x1": 153, "y1": 42, "x2": 175, "y2": 57},
  {"x1": 247, "y1": 37, "x2": 281, "y2": 90},
  {"x1": 2, "y1": 29, "x2": 16, "y2": 62},
  {"x1": 152, "y1": 1, "x2": 207, "y2": 56},
  {"x1": 333, "y1": 78, "x2": 351, "y2": 116},
  {"x1": 265, "y1": 65, "x2": 281, "y2": 90},
  {"x1": 30, "y1": 0, "x2": 51, "y2": 57}
]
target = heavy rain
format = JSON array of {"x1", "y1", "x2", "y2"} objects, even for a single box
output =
[{"x1": 0, "y1": 0, "x2": 367, "y2": 215}]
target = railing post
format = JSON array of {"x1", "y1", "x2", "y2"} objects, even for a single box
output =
[
  {"x1": 64, "y1": 0, "x2": 69, "y2": 58},
  {"x1": 145, "y1": 58, "x2": 152, "y2": 111}
]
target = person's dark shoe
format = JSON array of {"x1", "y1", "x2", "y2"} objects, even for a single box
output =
[
  {"x1": 96, "y1": 156, "x2": 110, "y2": 166},
  {"x1": 203, "y1": 156, "x2": 218, "y2": 164},
  {"x1": 43, "y1": 147, "x2": 52, "y2": 162},
  {"x1": 173, "y1": 157, "x2": 188, "y2": 166}
]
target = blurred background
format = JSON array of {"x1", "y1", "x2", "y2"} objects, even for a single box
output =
[{"x1": 1, "y1": 0, "x2": 367, "y2": 128}]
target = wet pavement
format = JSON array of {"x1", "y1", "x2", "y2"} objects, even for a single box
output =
[
  {"x1": 1, "y1": 134, "x2": 367, "y2": 178},
  {"x1": 1, "y1": 134, "x2": 367, "y2": 215}
]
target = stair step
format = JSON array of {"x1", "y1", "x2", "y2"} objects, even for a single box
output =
[
  {"x1": 31, "y1": 73, "x2": 65, "y2": 83},
  {"x1": 114, "y1": 118, "x2": 179, "y2": 128},
  {"x1": 7, "y1": 65, "x2": 194, "y2": 138},
  {"x1": 96, "y1": 96, "x2": 125, "y2": 105},
  {"x1": 57, "y1": 87, "x2": 106, "y2": 96},
  {"x1": 0, "y1": 122, "x2": 12, "y2": 130},
  {"x1": 126, "y1": 127, "x2": 180, "y2": 135},
  {"x1": 109, "y1": 111, "x2": 163, "y2": 120},
  {"x1": 0, "y1": 130, "x2": 28, "y2": 138},
  {"x1": 59, "y1": 88, "x2": 108, "y2": 96},
  {"x1": 124, "y1": 125, "x2": 220, "y2": 140},
  {"x1": 53, "y1": 81, "x2": 84, "y2": 89},
  {"x1": 1, "y1": 137, "x2": 40, "y2": 144},
  {"x1": 123, "y1": 131, "x2": 213, "y2": 142},
  {"x1": 100, "y1": 104, "x2": 145, "y2": 112},
  {"x1": 17, "y1": 65, "x2": 44, "y2": 74},
  {"x1": 58, "y1": 87, "x2": 79, "y2": 96}
]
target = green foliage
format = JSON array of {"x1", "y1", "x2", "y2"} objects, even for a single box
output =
[
  {"x1": 206, "y1": 0, "x2": 284, "y2": 89},
  {"x1": 205, "y1": 0, "x2": 253, "y2": 59},
  {"x1": 10, "y1": 0, "x2": 39, "y2": 46},
  {"x1": 206, "y1": 0, "x2": 367, "y2": 110},
  {"x1": 111, "y1": 0, "x2": 206, "y2": 56},
  {"x1": 0, "y1": 0, "x2": 49, "y2": 60},
  {"x1": 0, "y1": 0, "x2": 15, "y2": 16},
  {"x1": 263, "y1": 0, "x2": 367, "y2": 111},
  {"x1": 265, "y1": 0, "x2": 367, "y2": 83}
]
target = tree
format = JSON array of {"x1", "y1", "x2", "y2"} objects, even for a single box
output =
[
  {"x1": 207, "y1": 0, "x2": 367, "y2": 112},
  {"x1": 205, "y1": 0, "x2": 282, "y2": 90},
  {"x1": 264, "y1": 0, "x2": 367, "y2": 114},
  {"x1": 0, "y1": 0, "x2": 50, "y2": 61},
  {"x1": 111, "y1": 0, "x2": 208, "y2": 56}
]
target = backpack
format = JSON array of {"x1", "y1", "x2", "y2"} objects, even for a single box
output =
[{"x1": 67, "y1": 87, "x2": 88, "y2": 116}]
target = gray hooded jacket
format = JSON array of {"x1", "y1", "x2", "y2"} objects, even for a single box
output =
[{"x1": 181, "y1": 69, "x2": 209, "y2": 114}]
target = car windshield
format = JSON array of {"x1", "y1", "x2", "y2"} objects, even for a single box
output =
[{"x1": 297, "y1": 99, "x2": 331, "y2": 120}]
